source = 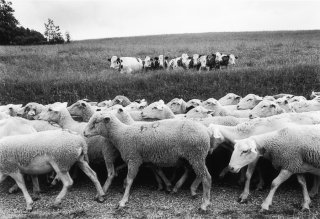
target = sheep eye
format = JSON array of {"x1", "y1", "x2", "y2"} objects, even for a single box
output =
[
  {"x1": 152, "y1": 107, "x2": 157, "y2": 110},
  {"x1": 241, "y1": 149, "x2": 250, "y2": 155},
  {"x1": 247, "y1": 99, "x2": 252, "y2": 102},
  {"x1": 48, "y1": 108, "x2": 52, "y2": 112},
  {"x1": 228, "y1": 97, "x2": 231, "y2": 99}
]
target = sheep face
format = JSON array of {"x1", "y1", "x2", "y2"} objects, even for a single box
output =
[
  {"x1": 288, "y1": 96, "x2": 306, "y2": 103},
  {"x1": 166, "y1": 98, "x2": 186, "y2": 114},
  {"x1": 276, "y1": 98, "x2": 295, "y2": 113},
  {"x1": 229, "y1": 138, "x2": 258, "y2": 173},
  {"x1": 23, "y1": 103, "x2": 45, "y2": 120},
  {"x1": 237, "y1": 94, "x2": 263, "y2": 110},
  {"x1": 249, "y1": 100, "x2": 284, "y2": 119},
  {"x1": 68, "y1": 101, "x2": 88, "y2": 117},
  {"x1": 218, "y1": 93, "x2": 241, "y2": 106},
  {"x1": 140, "y1": 100, "x2": 167, "y2": 119},
  {"x1": 185, "y1": 106, "x2": 213, "y2": 119},
  {"x1": 84, "y1": 112, "x2": 109, "y2": 137},
  {"x1": 35, "y1": 107, "x2": 61, "y2": 123},
  {"x1": 186, "y1": 99, "x2": 202, "y2": 109},
  {"x1": 0, "y1": 104, "x2": 23, "y2": 117},
  {"x1": 202, "y1": 98, "x2": 220, "y2": 111}
]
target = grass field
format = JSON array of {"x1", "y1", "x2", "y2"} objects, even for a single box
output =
[
  {"x1": 1, "y1": 30, "x2": 320, "y2": 218},
  {"x1": 0, "y1": 30, "x2": 320, "y2": 104}
]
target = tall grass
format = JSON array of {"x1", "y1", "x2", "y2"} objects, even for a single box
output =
[{"x1": 0, "y1": 30, "x2": 320, "y2": 104}]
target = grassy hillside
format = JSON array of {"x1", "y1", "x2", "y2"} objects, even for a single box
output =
[{"x1": 0, "y1": 30, "x2": 320, "y2": 104}]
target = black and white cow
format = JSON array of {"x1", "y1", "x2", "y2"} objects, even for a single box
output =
[
  {"x1": 107, "y1": 56, "x2": 152, "y2": 74},
  {"x1": 218, "y1": 54, "x2": 238, "y2": 68}
]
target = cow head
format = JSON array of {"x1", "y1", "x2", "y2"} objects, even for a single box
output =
[{"x1": 109, "y1": 56, "x2": 120, "y2": 69}]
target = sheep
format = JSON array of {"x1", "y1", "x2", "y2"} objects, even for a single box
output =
[
  {"x1": 228, "y1": 125, "x2": 320, "y2": 211},
  {"x1": 186, "y1": 99, "x2": 202, "y2": 112},
  {"x1": 209, "y1": 112, "x2": 320, "y2": 203},
  {"x1": 22, "y1": 102, "x2": 46, "y2": 120},
  {"x1": 263, "y1": 96, "x2": 275, "y2": 101},
  {"x1": 83, "y1": 111, "x2": 212, "y2": 211},
  {"x1": 249, "y1": 100, "x2": 285, "y2": 119},
  {"x1": 97, "y1": 100, "x2": 113, "y2": 107},
  {"x1": 291, "y1": 97, "x2": 320, "y2": 113},
  {"x1": 166, "y1": 98, "x2": 187, "y2": 114},
  {"x1": 185, "y1": 106, "x2": 213, "y2": 119},
  {"x1": 124, "y1": 100, "x2": 147, "y2": 111},
  {"x1": 36, "y1": 106, "x2": 171, "y2": 192},
  {"x1": 310, "y1": 91, "x2": 320, "y2": 99},
  {"x1": 0, "y1": 129, "x2": 105, "y2": 211},
  {"x1": 68, "y1": 100, "x2": 95, "y2": 122},
  {"x1": 288, "y1": 96, "x2": 306, "y2": 103},
  {"x1": 275, "y1": 97, "x2": 295, "y2": 113},
  {"x1": 111, "y1": 95, "x2": 131, "y2": 107},
  {"x1": 237, "y1": 94, "x2": 263, "y2": 110},
  {"x1": 218, "y1": 93, "x2": 241, "y2": 106},
  {"x1": 0, "y1": 104, "x2": 23, "y2": 117},
  {"x1": 273, "y1": 93, "x2": 294, "y2": 100},
  {"x1": 202, "y1": 98, "x2": 250, "y2": 118}
]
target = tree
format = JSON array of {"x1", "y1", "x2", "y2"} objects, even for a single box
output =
[
  {"x1": 0, "y1": 0, "x2": 19, "y2": 44},
  {"x1": 65, "y1": 31, "x2": 71, "y2": 43},
  {"x1": 44, "y1": 18, "x2": 64, "y2": 44}
]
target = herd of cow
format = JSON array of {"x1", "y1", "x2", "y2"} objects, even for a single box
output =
[{"x1": 107, "y1": 52, "x2": 238, "y2": 74}]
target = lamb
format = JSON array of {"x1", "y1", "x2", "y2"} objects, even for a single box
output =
[
  {"x1": 36, "y1": 106, "x2": 170, "y2": 192},
  {"x1": 83, "y1": 111, "x2": 212, "y2": 211},
  {"x1": 202, "y1": 98, "x2": 250, "y2": 118},
  {"x1": 22, "y1": 102, "x2": 46, "y2": 119},
  {"x1": 249, "y1": 100, "x2": 284, "y2": 119},
  {"x1": 0, "y1": 129, "x2": 105, "y2": 211},
  {"x1": 237, "y1": 94, "x2": 263, "y2": 110},
  {"x1": 166, "y1": 98, "x2": 187, "y2": 114},
  {"x1": 228, "y1": 125, "x2": 320, "y2": 211},
  {"x1": 209, "y1": 112, "x2": 320, "y2": 203},
  {"x1": 218, "y1": 93, "x2": 241, "y2": 106},
  {"x1": 111, "y1": 95, "x2": 131, "y2": 107},
  {"x1": 291, "y1": 97, "x2": 320, "y2": 113}
]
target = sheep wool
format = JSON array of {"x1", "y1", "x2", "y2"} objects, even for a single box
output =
[
  {"x1": 253, "y1": 125, "x2": 320, "y2": 173},
  {"x1": 0, "y1": 130, "x2": 86, "y2": 174}
]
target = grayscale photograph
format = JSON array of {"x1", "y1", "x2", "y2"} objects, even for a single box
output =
[{"x1": 0, "y1": 0, "x2": 320, "y2": 218}]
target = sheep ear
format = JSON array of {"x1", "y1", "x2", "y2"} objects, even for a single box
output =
[
  {"x1": 284, "y1": 100, "x2": 288, "y2": 104},
  {"x1": 81, "y1": 102, "x2": 86, "y2": 107},
  {"x1": 270, "y1": 104, "x2": 276, "y2": 108},
  {"x1": 62, "y1": 102, "x2": 68, "y2": 108},
  {"x1": 104, "y1": 117, "x2": 110, "y2": 123},
  {"x1": 158, "y1": 100, "x2": 164, "y2": 104},
  {"x1": 118, "y1": 108, "x2": 123, "y2": 113}
]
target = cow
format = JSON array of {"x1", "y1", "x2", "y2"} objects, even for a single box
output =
[
  {"x1": 107, "y1": 56, "x2": 151, "y2": 74},
  {"x1": 218, "y1": 54, "x2": 238, "y2": 69},
  {"x1": 198, "y1": 54, "x2": 219, "y2": 72}
]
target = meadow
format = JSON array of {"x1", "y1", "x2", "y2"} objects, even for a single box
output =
[{"x1": 0, "y1": 30, "x2": 320, "y2": 104}]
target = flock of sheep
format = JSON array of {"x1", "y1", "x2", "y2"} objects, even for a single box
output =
[
  {"x1": 2, "y1": 90, "x2": 320, "y2": 212},
  {"x1": 108, "y1": 52, "x2": 238, "y2": 74}
]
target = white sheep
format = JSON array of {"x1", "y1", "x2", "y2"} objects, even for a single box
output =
[
  {"x1": 111, "y1": 95, "x2": 131, "y2": 107},
  {"x1": 166, "y1": 98, "x2": 187, "y2": 114},
  {"x1": 83, "y1": 111, "x2": 212, "y2": 211},
  {"x1": 228, "y1": 125, "x2": 320, "y2": 211},
  {"x1": 202, "y1": 98, "x2": 250, "y2": 118},
  {"x1": 36, "y1": 105, "x2": 171, "y2": 192},
  {"x1": 218, "y1": 93, "x2": 241, "y2": 106},
  {"x1": 273, "y1": 93, "x2": 294, "y2": 100},
  {"x1": 186, "y1": 99, "x2": 202, "y2": 111},
  {"x1": 288, "y1": 95, "x2": 306, "y2": 103},
  {"x1": 310, "y1": 91, "x2": 320, "y2": 99},
  {"x1": 68, "y1": 100, "x2": 95, "y2": 122},
  {"x1": 249, "y1": 100, "x2": 285, "y2": 119},
  {"x1": 184, "y1": 106, "x2": 213, "y2": 119},
  {"x1": 0, "y1": 104, "x2": 23, "y2": 117},
  {"x1": 291, "y1": 97, "x2": 320, "y2": 113},
  {"x1": 0, "y1": 129, "x2": 105, "y2": 211},
  {"x1": 237, "y1": 94, "x2": 263, "y2": 110},
  {"x1": 97, "y1": 100, "x2": 112, "y2": 108},
  {"x1": 124, "y1": 100, "x2": 147, "y2": 111},
  {"x1": 209, "y1": 112, "x2": 320, "y2": 203},
  {"x1": 275, "y1": 97, "x2": 296, "y2": 113}
]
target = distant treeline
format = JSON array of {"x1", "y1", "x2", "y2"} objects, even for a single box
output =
[{"x1": 0, "y1": 0, "x2": 66, "y2": 45}]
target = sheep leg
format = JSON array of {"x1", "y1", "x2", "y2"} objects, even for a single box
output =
[
  {"x1": 255, "y1": 164, "x2": 265, "y2": 191},
  {"x1": 53, "y1": 171, "x2": 73, "y2": 208},
  {"x1": 149, "y1": 167, "x2": 164, "y2": 191},
  {"x1": 31, "y1": 176, "x2": 40, "y2": 201},
  {"x1": 190, "y1": 160, "x2": 211, "y2": 211},
  {"x1": 261, "y1": 169, "x2": 292, "y2": 211},
  {"x1": 103, "y1": 162, "x2": 116, "y2": 193},
  {"x1": 8, "y1": 184, "x2": 19, "y2": 194},
  {"x1": 297, "y1": 174, "x2": 311, "y2": 211},
  {"x1": 77, "y1": 157, "x2": 105, "y2": 203},
  {"x1": 10, "y1": 172, "x2": 33, "y2": 212},
  {"x1": 238, "y1": 167, "x2": 247, "y2": 186},
  {"x1": 115, "y1": 163, "x2": 127, "y2": 176},
  {"x1": 309, "y1": 176, "x2": 320, "y2": 198},
  {"x1": 190, "y1": 178, "x2": 202, "y2": 197},
  {"x1": 219, "y1": 166, "x2": 229, "y2": 179},
  {"x1": 239, "y1": 158, "x2": 259, "y2": 203},
  {"x1": 50, "y1": 175, "x2": 60, "y2": 187},
  {"x1": 154, "y1": 167, "x2": 172, "y2": 192},
  {"x1": 172, "y1": 166, "x2": 190, "y2": 194},
  {"x1": 118, "y1": 160, "x2": 141, "y2": 208}
]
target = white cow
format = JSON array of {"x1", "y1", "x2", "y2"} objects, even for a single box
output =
[{"x1": 108, "y1": 56, "x2": 150, "y2": 74}]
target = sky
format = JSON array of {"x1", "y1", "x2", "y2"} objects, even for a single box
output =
[{"x1": 11, "y1": 0, "x2": 320, "y2": 40}]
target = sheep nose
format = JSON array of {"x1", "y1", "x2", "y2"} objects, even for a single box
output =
[{"x1": 228, "y1": 165, "x2": 235, "y2": 172}]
